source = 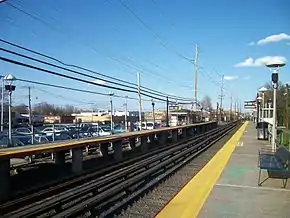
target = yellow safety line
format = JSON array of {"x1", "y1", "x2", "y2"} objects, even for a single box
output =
[
  {"x1": 156, "y1": 121, "x2": 249, "y2": 218},
  {"x1": 0, "y1": 122, "x2": 215, "y2": 156}
]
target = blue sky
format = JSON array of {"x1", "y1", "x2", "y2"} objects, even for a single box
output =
[{"x1": 0, "y1": 0, "x2": 289, "y2": 112}]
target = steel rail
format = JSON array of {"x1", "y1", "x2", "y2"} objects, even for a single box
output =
[
  {"x1": 1, "y1": 122, "x2": 239, "y2": 218},
  {"x1": 1, "y1": 125, "x2": 223, "y2": 213}
]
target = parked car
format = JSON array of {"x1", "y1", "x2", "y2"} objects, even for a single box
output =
[
  {"x1": 0, "y1": 135, "x2": 28, "y2": 147},
  {"x1": 41, "y1": 127, "x2": 64, "y2": 136},
  {"x1": 13, "y1": 127, "x2": 46, "y2": 136},
  {"x1": 98, "y1": 126, "x2": 112, "y2": 136},
  {"x1": 27, "y1": 135, "x2": 50, "y2": 144}
]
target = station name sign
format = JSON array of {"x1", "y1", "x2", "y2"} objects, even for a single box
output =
[{"x1": 244, "y1": 100, "x2": 256, "y2": 109}]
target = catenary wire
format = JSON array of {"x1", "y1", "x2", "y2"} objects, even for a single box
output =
[{"x1": 0, "y1": 39, "x2": 193, "y2": 101}]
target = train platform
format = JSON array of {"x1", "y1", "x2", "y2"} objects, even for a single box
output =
[{"x1": 156, "y1": 121, "x2": 290, "y2": 218}]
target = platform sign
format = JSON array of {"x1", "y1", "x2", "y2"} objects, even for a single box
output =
[{"x1": 244, "y1": 100, "x2": 256, "y2": 109}]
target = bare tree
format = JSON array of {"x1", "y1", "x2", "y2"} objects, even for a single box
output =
[
  {"x1": 33, "y1": 102, "x2": 75, "y2": 116},
  {"x1": 261, "y1": 82, "x2": 288, "y2": 126},
  {"x1": 200, "y1": 95, "x2": 213, "y2": 111},
  {"x1": 13, "y1": 104, "x2": 28, "y2": 114}
]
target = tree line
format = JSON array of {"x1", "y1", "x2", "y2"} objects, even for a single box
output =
[
  {"x1": 262, "y1": 82, "x2": 290, "y2": 127},
  {"x1": 12, "y1": 102, "x2": 79, "y2": 116}
]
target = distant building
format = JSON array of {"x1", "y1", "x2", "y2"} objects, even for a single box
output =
[
  {"x1": 144, "y1": 110, "x2": 167, "y2": 123},
  {"x1": 43, "y1": 115, "x2": 75, "y2": 124}
]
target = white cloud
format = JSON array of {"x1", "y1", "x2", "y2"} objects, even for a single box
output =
[
  {"x1": 234, "y1": 56, "x2": 287, "y2": 67},
  {"x1": 244, "y1": 76, "x2": 251, "y2": 80},
  {"x1": 224, "y1": 76, "x2": 238, "y2": 81},
  {"x1": 250, "y1": 33, "x2": 290, "y2": 45},
  {"x1": 91, "y1": 79, "x2": 107, "y2": 85}
]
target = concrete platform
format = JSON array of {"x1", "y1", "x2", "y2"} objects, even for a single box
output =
[{"x1": 198, "y1": 122, "x2": 290, "y2": 218}]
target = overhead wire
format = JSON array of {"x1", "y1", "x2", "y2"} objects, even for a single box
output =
[
  {"x1": 0, "y1": 39, "x2": 193, "y2": 101},
  {"x1": 35, "y1": 87, "x2": 98, "y2": 105},
  {"x1": 117, "y1": 0, "x2": 193, "y2": 64},
  {"x1": 16, "y1": 78, "x2": 163, "y2": 103},
  {"x1": 0, "y1": 55, "x2": 191, "y2": 104},
  {"x1": 3, "y1": 1, "x2": 194, "y2": 96}
]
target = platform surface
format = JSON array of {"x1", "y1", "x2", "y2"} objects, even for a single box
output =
[
  {"x1": 156, "y1": 121, "x2": 290, "y2": 218},
  {"x1": 198, "y1": 122, "x2": 290, "y2": 218}
]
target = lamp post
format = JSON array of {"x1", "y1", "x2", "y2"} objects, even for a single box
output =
[
  {"x1": 151, "y1": 99, "x2": 155, "y2": 128},
  {"x1": 4, "y1": 74, "x2": 16, "y2": 147},
  {"x1": 258, "y1": 87, "x2": 267, "y2": 121},
  {"x1": 256, "y1": 95, "x2": 262, "y2": 123},
  {"x1": 0, "y1": 76, "x2": 4, "y2": 132},
  {"x1": 109, "y1": 92, "x2": 114, "y2": 134},
  {"x1": 124, "y1": 96, "x2": 128, "y2": 131},
  {"x1": 266, "y1": 61, "x2": 286, "y2": 151},
  {"x1": 285, "y1": 84, "x2": 289, "y2": 129}
]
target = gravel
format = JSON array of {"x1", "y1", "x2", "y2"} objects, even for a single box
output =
[{"x1": 117, "y1": 127, "x2": 238, "y2": 218}]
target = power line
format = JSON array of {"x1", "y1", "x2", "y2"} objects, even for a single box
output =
[
  {"x1": 118, "y1": 0, "x2": 193, "y2": 64},
  {"x1": 0, "y1": 55, "x2": 190, "y2": 104},
  {"x1": 17, "y1": 78, "x2": 163, "y2": 103},
  {"x1": 0, "y1": 39, "x2": 193, "y2": 101},
  {"x1": 0, "y1": 47, "x2": 194, "y2": 102},
  {"x1": 3, "y1": 2, "x2": 194, "y2": 96}
]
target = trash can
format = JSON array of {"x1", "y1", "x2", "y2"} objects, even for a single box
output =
[{"x1": 256, "y1": 122, "x2": 268, "y2": 140}]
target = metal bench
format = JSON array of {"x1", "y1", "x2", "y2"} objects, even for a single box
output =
[{"x1": 258, "y1": 146, "x2": 290, "y2": 188}]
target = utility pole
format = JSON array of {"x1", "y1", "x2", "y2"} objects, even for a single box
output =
[
  {"x1": 124, "y1": 96, "x2": 128, "y2": 131},
  {"x1": 219, "y1": 75, "x2": 224, "y2": 122},
  {"x1": 234, "y1": 97, "x2": 237, "y2": 121},
  {"x1": 109, "y1": 92, "x2": 114, "y2": 134},
  {"x1": 229, "y1": 94, "x2": 233, "y2": 121},
  {"x1": 216, "y1": 102, "x2": 219, "y2": 121},
  {"x1": 286, "y1": 84, "x2": 289, "y2": 129},
  {"x1": 28, "y1": 86, "x2": 34, "y2": 144},
  {"x1": 137, "y1": 72, "x2": 142, "y2": 131},
  {"x1": 166, "y1": 96, "x2": 169, "y2": 127},
  {"x1": 1, "y1": 77, "x2": 4, "y2": 132},
  {"x1": 236, "y1": 97, "x2": 239, "y2": 120},
  {"x1": 194, "y1": 44, "x2": 199, "y2": 109},
  {"x1": 240, "y1": 99, "x2": 242, "y2": 118}
]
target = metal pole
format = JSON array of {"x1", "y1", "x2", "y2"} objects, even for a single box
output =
[
  {"x1": 261, "y1": 92, "x2": 265, "y2": 121},
  {"x1": 219, "y1": 75, "x2": 224, "y2": 123},
  {"x1": 110, "y1": 94, "x2": 113, "y2": 134},
  {"x1": 272, "y1": 85, "x2": 277, "y2": 151},
  {"x1": 124, "y1": 96, "x2": 128, "y2": 131},
  {"x1": 216, "y1": 102, "x2": 219, "y2": 121},
  {"x1": 166, "y1": 96, "x2": 169, "y2": 127},
  {"x1": 52, "y1": 122, "x2": 55, "y2": 141},
  {"x1": 152, "y1": 101, "x2": 155, "y2": 128},
  {"x1": 1, "y1": 77, "x2": 4, "y2": 132},
  {"x1": 234, "y1": 97, "x2": 237, "y2": 121},
  {"x1": 286, "y1": 84, "x2": 289, "y2": 129},
  {"x1": 194, "y1": 44, "x2": 198, "y2": 107},
  {"x1": 137, "y1": 72, "x2": 142, "y2": 131},
  {"x1": 28, "y1": 87, "x2": 34, "y2": 144},
  {"x1": 8, "y1": 91, "x2": 12, "y2": 146},
  {"x1": 229, "y1": 94, "x2": 232, "y2": 121}
]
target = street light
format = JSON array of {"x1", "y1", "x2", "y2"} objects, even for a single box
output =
[
  {"x1": 109, "y1": 92, "x2": 114, "y2": 134},
  {"x1": 151, "y1": 99, "x2": 155, "y2": 128},
  {"x1": 0, "y1": 75, "x2": 4, "y2": 132},
  {"x1": 256, "y1": 95, "x2": 262, "y2": 124},
  {"x1": 124, "y1": 96, "x2": 128, "y2": 131},
  {"x1": 258, "y1": 87, "x2": 267, "y2": 121},
  {"x1": 4, "y1": 74, "x2": 16, "y2": 147},
  {"x1": 266, "y1": 61, "x2": 286, "y2": 151}
]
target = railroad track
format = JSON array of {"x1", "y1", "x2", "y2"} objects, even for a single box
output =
[{"x1": 0, "y1": 122, "x2": 239, "y2": 218}]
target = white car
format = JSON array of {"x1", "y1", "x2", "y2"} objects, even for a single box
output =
[
  {"x1": 141, "y1": 122, "x2": 155, "y2": 130},
  {"x1": 41, "y1": 127, "x2": 63, "y2": 136},
  {"x1": 98, "y1": 126, "x2": 111, "y2": 136}
]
